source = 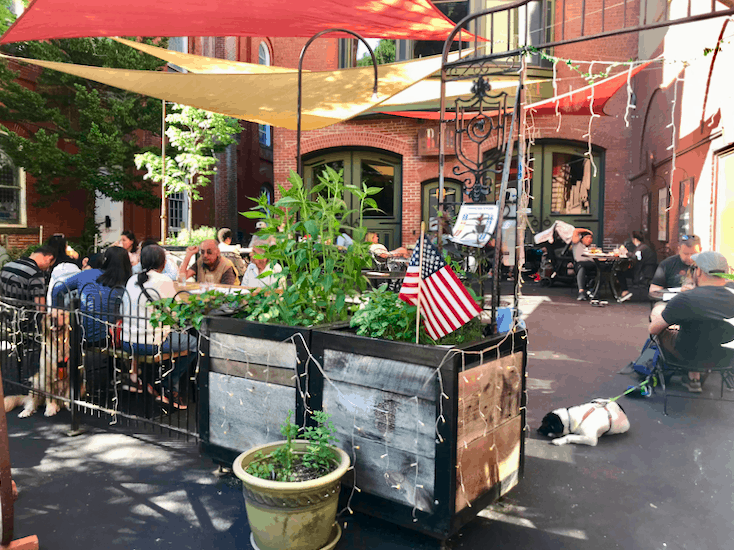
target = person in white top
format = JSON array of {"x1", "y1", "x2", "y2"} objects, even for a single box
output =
[
  {"x1": 122, "y1": 244, "x2": 196, "y2": 410},
  {"x1": 241, "y1": 237, "x2": 283, "y2": 288}
]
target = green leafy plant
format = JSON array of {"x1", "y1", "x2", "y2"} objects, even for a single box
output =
[
  {"x1": 245, "y1": 410, "x2": 340, "y2": 482},
  {"x1": 164, "y1": 226, "x2": 217, "y2": 246},
  {"x1": 350, "y1": 285, "x2": 484, "y2": 345},
  {"x1": 240, "y1": 167, "x2": 379, "y2": 326}
]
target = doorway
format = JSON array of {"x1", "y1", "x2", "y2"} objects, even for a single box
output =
[
  {"x1": 526, "y1": 141, "x2": 604, "y2": 242},
  {"x1": 303, "y1": 150, "x2": 402, "y2": 249}
]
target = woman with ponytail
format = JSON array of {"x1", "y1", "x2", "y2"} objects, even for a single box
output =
[{"x1": 122, "y1": 244, "x2": 196, "y2": 410}]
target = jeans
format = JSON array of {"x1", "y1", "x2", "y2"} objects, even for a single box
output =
[
  {"x1": 576, "y1": 261, "x2": 596, "y2": 291},
  {"x1": 123, "y1": 332, "x2": 198, "y2": 388}
]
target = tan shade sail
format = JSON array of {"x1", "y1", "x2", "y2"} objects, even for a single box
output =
[
  {"x1": 1, "y1": 51, "x2": 466, "y2": 130},
  {"x1": 112, "y1": 38, "x2": 300, "y2": 74}
]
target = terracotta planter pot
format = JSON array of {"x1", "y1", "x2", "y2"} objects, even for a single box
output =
[{"x1": 233, "y1": 440, "x2": 350, "y2": 550}]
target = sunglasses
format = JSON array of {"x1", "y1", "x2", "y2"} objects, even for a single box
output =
[{"x1": 681, "y1": 235, "x2": 699, "y2": 242}]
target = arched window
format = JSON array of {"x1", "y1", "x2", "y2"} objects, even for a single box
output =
[
  {"x1": 0, "y1": 149, "x2": 25, "y2": 227},
  {"x1": 258, "y1": 42, "x2": 272, "y2": 147},
  {"x1": 258, "y1": 42, "x2": 271, "y2": 66}
]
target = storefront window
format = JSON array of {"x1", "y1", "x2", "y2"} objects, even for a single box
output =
[{"x1": 550, "y1": 153, "x2": 591, "y2": 215}]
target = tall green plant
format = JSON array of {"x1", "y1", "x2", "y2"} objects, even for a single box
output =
[
  {"x1": 134, "y1": 104, "x2": 240, "y2": 231},
  {"x1": 242, "y1": 167, "x2": 380, "y2": 326}
]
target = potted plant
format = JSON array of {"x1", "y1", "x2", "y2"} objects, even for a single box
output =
[{"x1": 232, "y1": 410, "x2": 350, "y2": 550}]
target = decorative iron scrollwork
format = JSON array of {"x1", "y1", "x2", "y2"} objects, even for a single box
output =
[{"x1": 450, "y1": 76, "x2": 509, "y2": 203}]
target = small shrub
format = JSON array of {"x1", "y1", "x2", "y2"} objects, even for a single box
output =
[
  {"x1": 245, "y1": 410, "x2": 340, "y2": 482},
  {"x1": 165, "y1": 226, "x2": 217, "y2": 246}
]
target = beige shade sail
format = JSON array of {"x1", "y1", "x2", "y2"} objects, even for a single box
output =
[
  {"x1": 0, "y1": 51, "x2": 467, "y2": 130},
  {"x1": 111, "y1": 38, "x2": 301, "y2": 74}
]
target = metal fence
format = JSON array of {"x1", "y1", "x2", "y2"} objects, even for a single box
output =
[{"x1": 0, "y1": 275, "x2": 200, "y2": 439}]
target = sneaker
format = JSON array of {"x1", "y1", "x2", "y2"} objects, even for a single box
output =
[
  {"x1": 158, "y1": 387, "x2": 188, "y2": 410},
  {"x1": 618, "y1": 292, "x2": 633, "y2": 303},
  {"x1": 120, "y1": 377, "x2": 144, "y2": 394},
  {"x1": 577, "y1": 292, "x2": 587, "y2": 301},
  {"x1": 682, "y1": 377, "x2": 703, "y2": 393}
]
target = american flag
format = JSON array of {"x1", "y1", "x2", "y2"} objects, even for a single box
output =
[{"x1": 399, "y1": 238, "x2": 482, "y2": 340}]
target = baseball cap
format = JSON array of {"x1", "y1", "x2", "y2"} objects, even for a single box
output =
[{"x1": 691, "y1": 251, "x2": 729, "y2": 275}]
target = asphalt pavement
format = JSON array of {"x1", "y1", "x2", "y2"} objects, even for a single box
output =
[{"x1": 5, "y1": 283, "x2": 734, "y2": 550}]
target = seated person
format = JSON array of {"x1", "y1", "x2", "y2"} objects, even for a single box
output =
[
  {"x1": 241, "y1": 237, "x2": 282, "y2": 288},
  {"x1": 132, "y1": 239, "x2": 179, "y2": 280},
  {"x1": 648, "y1": 251, "x2": 734, "y2": 393},
  {"x1": 0, "y1": 245, "x2": 56, "y2": 305},
  {"x1": 179, "y1": 239, "x2": 239, "y2": 285},
  {"x1": 52, "y1": 246, "x2": 131, "y2": 347},
  {"x1": 216, "y1": 228, "x2": 247, "y2": 277},
  {"x1": 573, "y1": 229, "x2": 631, "y2": 302},
  {"x1": 122, "y1": 245, "x2": 197, "y2": 409},
  {"x1": 649, "y1": 234, "x2": 701, "y2": 293},
  {"x1": 367, "y1": 232, "x2": 409, "y2": 260},
  {"x1": 336, "y1": 232, "x2": 354, "y2": 249},
  {"x1": 627, "y1": 231, "x2": 658, "y2": 286}
]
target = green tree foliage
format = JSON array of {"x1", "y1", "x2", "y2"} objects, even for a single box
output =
[
  {"x1": 356, "y1": 39, "x2": 395, "y2": 66},
  {"x1": 0, "y1": 5, "x2": 169, "y2": 245},
  {"x1": 134, "y1": 104, "x2": 241, "y2": 231}
]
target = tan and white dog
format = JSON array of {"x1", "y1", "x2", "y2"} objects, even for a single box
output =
[
  {"x1": 4, "y1": 311, "x2": 74, "y2": 418},
  {"x1": 537, "y1": 398, "x2": 630, "y2": 446}
]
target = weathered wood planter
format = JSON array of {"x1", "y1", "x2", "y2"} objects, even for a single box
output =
[
  {"x1": 200, "y1": 316, "x2": 527, "y2": 540},
  {"x1": 309, "y1": 327, "x2": 527, "y2": 539},
  {"x1": 199, "y1": 317, "x2": 311, "y2": 467}
]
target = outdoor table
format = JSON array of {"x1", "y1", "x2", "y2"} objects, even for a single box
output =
[
  {"x1": 648, "y1": 287, "x2": 683, "y2": 302},
  {"x1": 584, "y1": 252, "x2": 631, "y2": 301}
]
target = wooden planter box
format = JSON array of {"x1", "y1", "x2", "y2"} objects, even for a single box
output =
[
  {"x1": 199, "y1": 317, "x2": 312, "y2": 467},
  {"x1": 200, "y1": 316, "x2": 527, "y2": 540},
  {"x1": 309, "y1": 327, "x2": 527, "y2": 540}
]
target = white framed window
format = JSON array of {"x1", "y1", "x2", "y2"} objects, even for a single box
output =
[
  {"x1": 167, "y1": 36, "x2": 189, "y2": 73},
  {"x1": 258, "y1": 42, "x2": 271, "y2": 66},
  {"x1": 258, "y1": 41, "x2": 273, "y2": 148},
  {"x1": 0, "y1": 150, "x2": 26, "y2": 227},
  {"x1": 168, "y1": 192, "x2": 189, "y2": 236}
]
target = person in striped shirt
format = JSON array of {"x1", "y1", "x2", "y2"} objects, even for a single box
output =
[{"x1": 0, "y1": 245, "x2": 56, "y2": 305}]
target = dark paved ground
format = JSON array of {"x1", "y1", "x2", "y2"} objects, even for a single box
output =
[{"x1": 6, "y1": 282, "x2": 734, "y2": 549}]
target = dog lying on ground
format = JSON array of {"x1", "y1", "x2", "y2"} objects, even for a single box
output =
[
  {"x1": 537, "y1": 398, "x2": 630, "y2": 446},
  {"x1": 4, "y1": 310, "x2": 74, "y2": 418}
]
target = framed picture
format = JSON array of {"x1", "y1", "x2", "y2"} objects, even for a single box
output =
[
  {"x1": 657, "y1": 187, "x2": 668, "y2": 242},
  {"x1": 678, "y1": 177, "x2": 694, "y2": 239},
  {"x1": 641, "y1": 193, "x2": 650, "y2": 236}
]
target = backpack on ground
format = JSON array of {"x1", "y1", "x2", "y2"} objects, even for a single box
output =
[{"x1": 627, "y1": 337, "x2": 661, "y2": 378}]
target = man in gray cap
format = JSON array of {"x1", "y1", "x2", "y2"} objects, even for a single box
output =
[{"x1": 649, "y1": 251, "x2": 734, "y2": 392}]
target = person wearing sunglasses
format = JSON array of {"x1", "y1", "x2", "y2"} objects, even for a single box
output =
[
  {"x1": 649, "y1": 251, "x2": 734, "y2": 392},
  {"x1": 178, "y1": 239, "x2": 239, "y2": 285},
  {"x1": 649, "y1": 234, "x2": 701, "y2": 294}
]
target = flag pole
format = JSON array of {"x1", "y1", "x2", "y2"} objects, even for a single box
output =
[{"x1": 415, "y1": 221, "x2": 426, "y2": 344}]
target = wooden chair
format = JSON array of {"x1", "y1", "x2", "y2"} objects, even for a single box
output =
[{"x1": 648, "y1": 334, "x2": 734, "y2": 415}]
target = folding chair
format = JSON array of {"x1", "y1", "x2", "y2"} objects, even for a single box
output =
[{"x1": 648, "y1": 334, "x2": 734, "y2": 415}]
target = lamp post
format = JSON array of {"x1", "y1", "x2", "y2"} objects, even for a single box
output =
[{"x1": 297, "y1": 29, "x2": 379, "y2": 178}]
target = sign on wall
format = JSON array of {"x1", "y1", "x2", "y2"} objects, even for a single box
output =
[
  {"x1": 678, "y1": 177, "x2": 694, "y2": 239},
  {"x1": 418, "y1": 127, "x2": 456, "y2": 156}
]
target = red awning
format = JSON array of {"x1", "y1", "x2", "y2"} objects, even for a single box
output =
[
  {"x1": 382, "y1": 61, "x2": 654, "y2": 121},
  {"x1": 1, "y1": 0, "x2": 471, "y2": 43},
  {"x1": 523, "y1": 61, "x2": 653, "y2": 116}
]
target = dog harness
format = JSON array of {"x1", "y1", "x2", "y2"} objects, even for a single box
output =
[{"x1": 569, "y1": 402, "x2": 614, "y2": 435}]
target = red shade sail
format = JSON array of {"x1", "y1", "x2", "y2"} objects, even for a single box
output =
[
  {"x1": 1, "y1": 0, "x2": 468, "y2": 43},
  {"x1": 524, "y1": 61, "x2": 653, "y2": 116}
]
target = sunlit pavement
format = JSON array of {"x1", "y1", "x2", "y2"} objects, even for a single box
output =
[{"x1": 6, "y1": 282, "x2": 734, "y2": 549}]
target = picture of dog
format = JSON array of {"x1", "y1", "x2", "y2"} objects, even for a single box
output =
[
  {"x1": 537, "y1": 398, "x2": 630, "y2": 446},
  {"x1": 4, "y1": 311, "x2": 76, "y2": 418}
]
